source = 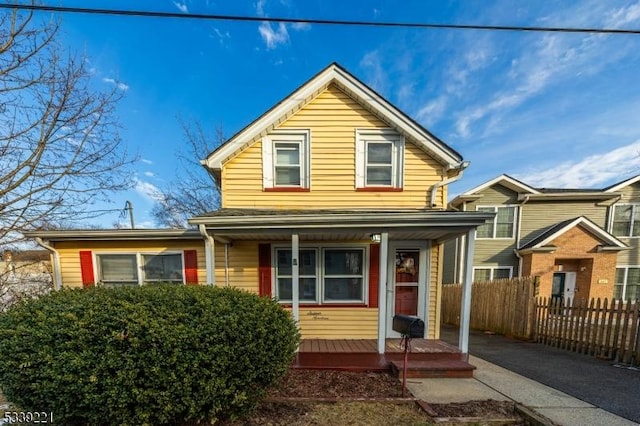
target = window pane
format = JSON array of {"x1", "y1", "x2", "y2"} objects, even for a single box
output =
[
  {"x1": 496, "y1": 207, "x2": 515, "y2": 238},
  {"x1": 276, "y1": 278, "x2": 316, "y2": 302},
  {"x1": 366, "y1": 166, "x2": 392, "y2": 186},
  {"x1": 324, "y1": 278, "x2": 363, "y2": 301},
  {"x1": 613, "y1": 205, "x2": 632, "y2": 237},
  {"x1": 633, "y1": 207, "x2": 640, "y2": 237},
  {"x1": 99, "y1": 254, "x2": 137, "y2": 285},
  {"x1": 277, "y1": 250, "x2": 292, "y2": 275},
  {"x1": 476, "y1": 207, "x2": 495, "y2": 238},
  {"x1": 474, "y1": 269, "x2": 491, "y2": 282},
  {"x1": 495, "y1": 224, "x2": 514, "y2": 238},
  {"x1": 367, "y1": 143, "x2": 392, "y2": 164},
  {"x1": 277, "y1": 250, "x2": 316, "y2": 276},
  {"x1": 494, "y1": 268, "x2": 511, "y2": 279},
  {"x1": 626, "y1": 268, "x2": 640, "y2": 301},
  {"x1": 275, "y1": 167, "x2": 300, "y2": 186},
  {"x1": 324, "y1": 249, "x2": 363, "y2": 275},
  {"x1": 144, "y1": 254, "x2": 182, "y2": 282},
  {"x1": 275, "y1": 143, "x2": 300, "y2": 165}
]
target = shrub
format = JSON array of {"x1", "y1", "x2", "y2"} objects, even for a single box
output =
[{"x1": 0, "y1": 285, "x2": 300, "y2": 425}]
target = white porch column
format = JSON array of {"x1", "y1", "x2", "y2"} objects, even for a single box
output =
[
  {"x1": 377, "y1": 232, "x2": 389, "y2": 354},
  {"x1": 291, "y1": 233, "x2": 300, "y2": 323},
  {"x1": 206, "y1": 237, "x2": 215, "y2": 285},
  {"x1": 459, "y1": 228, "x2": 476, "y2": 358}
]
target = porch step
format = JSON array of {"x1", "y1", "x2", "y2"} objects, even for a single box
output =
[{"x1": 390, "y1": 359, "x2": 476, "y2": 379}]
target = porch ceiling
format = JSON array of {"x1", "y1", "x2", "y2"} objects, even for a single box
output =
[{"x1": 190, "y1": 208, "x2": 494, "y2": 243}]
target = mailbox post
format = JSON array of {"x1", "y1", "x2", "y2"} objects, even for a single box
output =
[{"x1": 392, "y1": 314, "x2": 425, "y2": 396}]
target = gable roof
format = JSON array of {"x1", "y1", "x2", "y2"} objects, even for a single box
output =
[
  {"x1": 604, "y1": 174, "x2": 640, "y2": 193},
  {"x1": 449, "y1": 174, "x2": 540, "y2": 208},
  {"x1": 203, "y1": 62, "x2": 464, "y2": 175},
  {"x1": 518, "y1": 216, "x2": 627, "y2": 252}
]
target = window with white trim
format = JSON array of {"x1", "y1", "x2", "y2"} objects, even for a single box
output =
[
  {"x1": 611, "y1": 204, "x2": 640, "y2": 237},
  {"x1": 356, "y1": 129, "x2": 404, "y2": 188},
  {"x1": 476, "y1": 206, "x2": 517, "y2": 239},
  {"x1": 274, "y1": 246, "x2": 366, "y2": 304},
  {"x1": 96, "y1": 253, "x2": 184, "y2": 287},
  {"x1": 615, "y1": 267, "x2": 640, "y2": 301},
  {"x1": 473, "y1": 267, "x2": 512, "y2": 282},
  {"x1": 262, "y1": 131, "x2": 310, "y2": 189}
]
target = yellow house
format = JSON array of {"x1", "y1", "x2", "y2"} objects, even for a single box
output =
[{"x1": 25, "y1": 63, "x2": 492, "y2": 373}]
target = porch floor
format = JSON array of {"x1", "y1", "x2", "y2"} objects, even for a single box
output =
[{"x1": 294, "y1": 338, "x2": 474, "y2": 377}]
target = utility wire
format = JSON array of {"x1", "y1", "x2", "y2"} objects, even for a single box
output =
[{"x1": 0, "y1": 3, "x2": 639, "y2": 35}]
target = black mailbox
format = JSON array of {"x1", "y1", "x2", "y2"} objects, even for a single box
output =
[{"x1": 392, "y1": 314, "x2": 424, "y2": 338}]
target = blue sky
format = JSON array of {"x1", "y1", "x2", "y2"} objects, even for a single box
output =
[{"x1": 41, "y1": 0, "x2": 640, "y2": 227}]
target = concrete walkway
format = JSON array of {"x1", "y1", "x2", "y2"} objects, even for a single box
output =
[{"x1": 407, "y1": 356, "x2": 638, "y2": 426}]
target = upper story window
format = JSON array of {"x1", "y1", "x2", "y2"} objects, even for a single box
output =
[
  {"x1": 611, "y1": 204, "x2": 640, "y2": 237},
  {"x1": 476, "y1": 206, "x2": 517, "y2": 239},
  {"x1": 473, "y1": 266, "x2": 512, "y2": 282},
  {"x1": 356, "y1": 129, "x2": 404, "y2": 189},
  {"x1": 262, "y1": 130, "x2": 310, "y2": 190}
]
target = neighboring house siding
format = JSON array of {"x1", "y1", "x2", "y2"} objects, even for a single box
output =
[
  {"x1": 520, "y1": 201, "x2": 607, "y2": 247},
  {"x1": 468, "y1": 184, "x2": 519, "y2": 206},
  {"x1": 56, "y1": 240, "x2": 207, "y2": 288},
  {"x1": 221, "y1": 84, "x2": 446, "y2": 209},
  {"x1": 611, "y1": 182, "x2": 640, "y2": 265}
]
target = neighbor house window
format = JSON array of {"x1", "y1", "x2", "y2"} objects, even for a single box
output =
[
  {"x1": 262, "y1": 131, "x2": 310, "y2": 189},
  {"x1": 143, "y1": 254, "x2": 183, "y2": 284},
  {"x1": 97, "y1": 254, "x2": 138, "y2": 287},
  {"x1": 473, "y1": 267, "x2": 512, "y2": 282},
  {"x1": 615, "y1": 267, "x2": 640, "y2": 301},
  {"x1": 356, "y1": 129, "x2": 404, "y2": 189},
  {"x1": 274, "y1": 246, "x2": 366, "y2": 304},
  {"x1": 611, "y1": 204, "x2": 640, "y2": 237},
  {"x1": 97, "y1": 252, "x2": 185, "y2": 286},
  {"x1": 476, "y1": 206, "x2": 517, "y2": 239}
]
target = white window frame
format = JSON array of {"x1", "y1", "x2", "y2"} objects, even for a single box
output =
[
  {"x1": 476, "y1": 205, "x2": 517, "y2": 239},
  {"x1": 272, "y1": 244, "x2": 368, "y2": 305},
  {"x1": 610, "y1": 204, "x2": 640, "y2": 238},
  {"x1": 615, "y1": 266, "x2": 640, "y2": 300},
  {"x1": 95, "y1": 251, "x2": 185, "y2": 286},
  {"x1": 262, "y1": 130, "x2": 310, "y2": 189},
  {"x1": 472, "y1": 266, "x2": 513, "y2": 281},
  {"x1": 355, "y1": 128, "x2": 404, "y2": 188},
  {"x1": 274, "y1": 248, "x2": 319, "y2": 303}
]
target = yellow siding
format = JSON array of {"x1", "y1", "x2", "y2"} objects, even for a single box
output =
[
  {"x1": 297, "y1": 307, "x2": 378, "y2": 339},
  {"x1": 222, "y1": 84, "x2": 445, "y2": 209},
  {"x1": 55, "y1": 240, "x2": 206, "y2": 288},
  {"x1": 213, "y1": 241, "x2": 259, "y2": 292}
]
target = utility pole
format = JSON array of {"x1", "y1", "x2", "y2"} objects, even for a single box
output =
[{"x1": 124, "y1": 201, "x2": 134, "y2": 229}]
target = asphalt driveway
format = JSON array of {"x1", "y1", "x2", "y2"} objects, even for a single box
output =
[{"x1": 440, "y1": 325, "x2": 640, "y2": 424}]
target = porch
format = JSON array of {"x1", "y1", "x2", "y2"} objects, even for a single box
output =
[{"x1": 294, "y1": 338, "x2": 475, "y2": 378}]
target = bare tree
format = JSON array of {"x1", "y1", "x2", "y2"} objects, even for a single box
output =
[
  {"x1": 152, "y1": 120, "x2": 223, "y2": 228},
  {"x1": 0, "y1": 7, "x2": 135, "y2": 247}
]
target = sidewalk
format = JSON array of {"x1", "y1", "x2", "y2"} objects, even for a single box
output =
[{"x1": 407, "y1": 356, "x2": 638, "y2": 426}]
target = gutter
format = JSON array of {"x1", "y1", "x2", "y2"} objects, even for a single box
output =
[
  {"x1": 430, "y1": 161, "x2": 470, "y2": 208},
  {"x1": 34, "y1": 237, "x2": 62, "y2": 291},
  {"x1": 198, "y1": 224, "x2": 216, "y2": 285}
]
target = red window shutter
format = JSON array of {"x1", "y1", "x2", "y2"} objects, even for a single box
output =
[
  {"x1": 79, "y1": 251, "x2": 95, "y2": 288},
  {"x1": 258, "y1": 244, "x2": 272, "y2": 297},
  {"x1": 184, "y1": 250, "x2": 198, "y2": 285},
  {"x1": 368, "y1": 244, "x2": 380, "y2": 308}
]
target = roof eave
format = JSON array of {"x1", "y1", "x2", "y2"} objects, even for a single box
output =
[{"x1": 22, "y1": 229, "x2": 202, "y2": 242}]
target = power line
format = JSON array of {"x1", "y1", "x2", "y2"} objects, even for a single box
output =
[{"x1": 1, "y1": 3, "x2": 639, "y2": 35}]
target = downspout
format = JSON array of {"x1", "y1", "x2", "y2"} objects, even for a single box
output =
[
  {"x1": 514, "y1": 195, "x2": 530, "y2": 277},
  {"x1": 198, "y1": 224, "x2": 216, "y2": 285},
  {"x1": 224, "y1": 243, "x2": 230, "y2": 287},
  {"x1": 430, "y1": 161, "x2": 470, "y2": 208},
  {"x1": 34, "y1": 237, "x2": 62, "y2": 291}
]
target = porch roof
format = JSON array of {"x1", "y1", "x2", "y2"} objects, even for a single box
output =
[{"x1": 189, "y1": 208, "x2": 493, "y2": 243}]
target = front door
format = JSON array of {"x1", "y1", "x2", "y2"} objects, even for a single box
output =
[
  {"x1": 552, "y1": 272, "x2": 576, "y2": 305},
  {"x1": 386, "y1": 244, "x2": 428, "y2": 338}
]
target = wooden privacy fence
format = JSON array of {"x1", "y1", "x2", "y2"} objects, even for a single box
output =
[
  {"x1": 441, "y1": 277, "x2": 538, "y2": 339},
  {"x1": 533, "y1": 297, "x2": 640, "y2": 366}
]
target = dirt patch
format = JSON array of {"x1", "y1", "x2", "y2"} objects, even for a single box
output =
[
  {"x1": 268, "y1": 369, "x2": 404, "y2": 399},
  {"x1": 429, "y1": 399, "x2": 521, "y2": 418}
]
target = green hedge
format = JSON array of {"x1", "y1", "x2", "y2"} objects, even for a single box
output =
[{"x1": 0, "y1": 285, "x2": 300, "y2": 425}]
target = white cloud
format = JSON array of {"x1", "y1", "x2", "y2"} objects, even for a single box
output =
[
  {"x1": 141, "y1": 158, "x2": 153, "y2": 165},
  {"x1": 515, "y1": 141, "x2": 640, "y2": 188},
  {"x1": 359, "y1": 50, "x2": 387, "y2": 93},
  {"x1": 134, "y1": 178, "x2": 164, "y2": 202},
  {"x1": 144, "y1": 171, "x2": 155, "y2": 177},
  {"x1": 256, "y1": 0, "x2": 267, "y2": 17},
  {"x1": 290, "y1": 22, "x2": 312, "y2": 31},
  {"x1": 606, "y1": 1, "x2": 640, "y2": 27},
  {"x1": 258, "y1": 22, "x2": 289, "y2": 49},
  {"x1": 211, "y1": 27, "x2": 231, "y2": 44},
  {"x1": 173, "y1": 2, "x2": 188, "y2": 14},
  {"x1": 102, "y1": 77, "x2": 129, "y2": 91}
]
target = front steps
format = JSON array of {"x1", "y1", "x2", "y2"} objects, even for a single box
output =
[{"x1": 390, "y1": 359, "x2": 476, "y2": 379}]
